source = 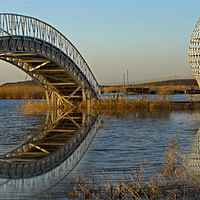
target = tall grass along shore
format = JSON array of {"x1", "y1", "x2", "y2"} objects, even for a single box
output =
[
  {"x1": 20, "y1": 100, "x2": 51, "y2": 115},
  {"x1": 65, "y1": 138, "x2": 200, "y2": 199},
  {"x1": 92, "y1": 96, "x2": 184, "y2": 118},
  {"x1": 0, "y1": 85, "x2": 45, "y2": 99}
]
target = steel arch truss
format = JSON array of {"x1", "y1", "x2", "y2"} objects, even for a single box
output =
[
  {"x1": 0, "y1": 13, "x2": 100, "y2": 108},
  {"x1": 0, "y1": 36, "x2": 96, "y2": 107},
  {"x1": 0, "y1": 13, "x2": 101, "y2": 179}
]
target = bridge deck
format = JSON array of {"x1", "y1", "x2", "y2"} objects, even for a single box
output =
[{"x1": 1, "y1": 52, "x2": 83, "y2": 101}]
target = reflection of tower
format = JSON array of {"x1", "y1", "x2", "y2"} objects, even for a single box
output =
[
  {"x1": 189, "y1": 127, "x2": 200, "y2": 176},
  {"x1": 189, "y1": 17, "x2": 200, "y2": 87}
]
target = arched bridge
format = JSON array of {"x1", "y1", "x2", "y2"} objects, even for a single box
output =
[
  {"x1": 0, "y1": 13, "x2": 100, "y2": 107},
  {"x1": 0, "y1": 13, "x2": 101, "y2": 179},
  {"x1": 0, "y1": 108, "x2": 101, "y2": 179}
]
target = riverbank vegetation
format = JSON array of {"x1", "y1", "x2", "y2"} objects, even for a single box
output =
[
  {"x1": 65, "y1": 138, "x2": 200, "y2": 199},
  {"x1": 102, "y1": 85, "x2": 198, "y2": 95},
  {"x1": 0, "y1": 85, "x2": 45, "y2": 99},
  {"x1": 92, "y1": 96, "x2": 178, "y2": 118},
  {"x1": 0, "y1": 78, "x2": 198, "y2": 99},
  {"x1": 94, "y1": 97, "x2": 171, "y2": 118},
  {"x1": 19, "y1": 96, "x2": 200, "y2": 118},
  {"x1": 20, "y1": 100, "x2": 51, "y2": 115},
  {"x1": 102, "y1": 78, "x2": 198, "y2": 94},
  {"x1": 0, "y1": 84, "x2": 195, "y2": 99}
]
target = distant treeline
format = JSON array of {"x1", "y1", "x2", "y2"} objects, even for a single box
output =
[{"x1": 0, "y1": 85, "x2": 45, "y2": 99}]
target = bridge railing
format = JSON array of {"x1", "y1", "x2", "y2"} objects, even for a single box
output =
[{"x1": 0, "y1": 13, "x2": 100, "y2": 97}]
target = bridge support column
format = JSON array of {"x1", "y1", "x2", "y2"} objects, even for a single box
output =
[
  {"x1": 86, "y1": 89, "x2": 95, "y2": 125},
  {"x1": 46, "y1": 90, "x2": 65, "y2": 109},
  {"x1": 80, "y1": 88, "x2": 99, "y2": 116},
  {"x1": 46, "y1": 90, "x2": 50, "y2": 106},
  {"x1": 88, "y1": 92, "x2": 92, "y2": 114},
  {"x1": 82, "y1": 88, "x2": 86, "y2": 102}
]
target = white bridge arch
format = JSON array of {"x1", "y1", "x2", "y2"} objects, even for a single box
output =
[
  {"x1": 0, "y1": 13, "x2": 100, "y2": 107},
  {"x1": 0, "y1": 13, "x2": 101, "y2": 179}
]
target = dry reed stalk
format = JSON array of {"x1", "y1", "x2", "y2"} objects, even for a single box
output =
[
  {"x1": 150, "y1": 85, "x2": 192, "y2": 91},
  {"x1": 156, "y1": 89, "x2": 173, "y2": 95},
  {"x1": 65, "y1": 138, "x2": 200, "y2": 199},
  {"x1": 93, "y1": 96, "x2": 171, "y2": 118},
  {"x1": 102, "y1": 86, "x2": 124, "y2": 94},
  {"x1": 102, "y1": 85, "x2": 196, "y2": 94},
  {"x1": 0, "y1": 86, "x2": 45, "y2": 99},
  {"x1": 20, "y1": 100, "x2": 51, "y2": 115}
]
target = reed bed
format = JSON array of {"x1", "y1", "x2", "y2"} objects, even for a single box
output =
[
  {"x1": 149, "y1": 85, "x2": 194, "y2": 90},
  {"x1": 92, "y1": 96, "x2": 171, "y2": 118},
  {"x1": 20, "y1": 100, "x2": 51, "y2": 115},
  {"x1": 0, "y1": 85, "x2": 45, "y2": 99},
  {"x1": 102, "y1": 85, "x2": 198, "y2": 95},
  {"x1": 102, "y1": 86, "x2": 124, "y2": 94},
  {"x1": 65, "y1": 138, "x2": 200, "y2": 199}
]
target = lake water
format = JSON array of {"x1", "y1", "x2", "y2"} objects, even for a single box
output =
[
  {"x1": 0, "y1": 98, "x2": 200, "y2": 199},
  {"x1": 0, "y1": 100, "x2": 45, "y2": 155},
  {"x1": 101, "y1": 93, "x2": 200, "y2": 102}
]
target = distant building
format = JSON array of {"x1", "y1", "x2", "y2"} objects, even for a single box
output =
[{"x1": 189, "y1": 17, "x2": 200, "y2": 88}]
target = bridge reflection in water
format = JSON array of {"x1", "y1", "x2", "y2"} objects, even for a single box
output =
[
  {"x1": 0, "y1": 108, "x2": 100, "y2": 199},
  {"x1": 0, "y1": 13, "x2": 101, "y2": 198}
]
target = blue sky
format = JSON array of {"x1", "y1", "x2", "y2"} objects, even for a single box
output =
[{"x1": 0, "y1": 0, "x2": 200, "y2": 85}]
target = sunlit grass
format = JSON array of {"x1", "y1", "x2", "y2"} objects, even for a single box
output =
[
  {"x1": 92, "y1": 96, "x2": 171, "y2": 118},
  {"x1": 65, "y1": 138, "x2": 200, "y2": 199},
  {"x1": 0, "y1": 85, "x2": 45, "y2": 99},
  {"x1": 20, "y1": 100, "x2": 51, "y2": 115},
  {"x1": 102, "y1": 85, "x2": 197, "y2": 95},
  {"x1": 102, "y1": 86, "x2": 124, "y2": 93}
]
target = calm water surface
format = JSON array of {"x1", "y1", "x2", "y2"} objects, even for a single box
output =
[
  {"x1": 68, "y1": 111, "x2": 200, "y2": 176},
  {"x1": 0, "y1": 100, "x2": 45, "y2": 155},
  {"x1": 102, "y1": 93, "x2": 200, "y2": 102},
  {"x1": 0, "y1": 99, "x2": 200, "y2": 199}
]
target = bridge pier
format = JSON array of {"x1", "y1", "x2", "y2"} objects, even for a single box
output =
[
  {"x1": 45, "y1": 86, "x2": 98, "y2": 114},
  {"x1": 80, "y1": 88, "x2": 96, "y2": 112}
]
